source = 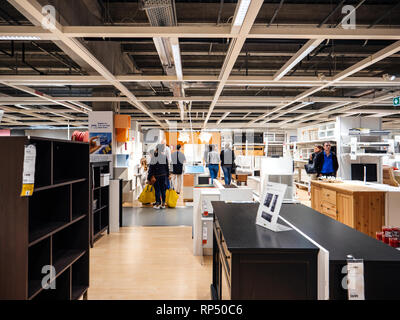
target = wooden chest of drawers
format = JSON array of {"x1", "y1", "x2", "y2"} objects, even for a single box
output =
[{"x1": 311, "y1": 181, "x2": 385, "y2": 238}]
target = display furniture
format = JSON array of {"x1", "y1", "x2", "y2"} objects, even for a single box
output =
[
  {"x1": 0, "y1": 137, "x2": 89, "y2": 300},
  {"x1": 90, "y1": 161, "x2": 110, "y2": 247}
]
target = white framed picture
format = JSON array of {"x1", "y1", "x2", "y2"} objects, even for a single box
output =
[{"x1": 256, "y1": 182, "x2": 291, "y2": 232}]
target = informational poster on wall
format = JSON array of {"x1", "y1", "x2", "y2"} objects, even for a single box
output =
[
  {"x1": 89, "y1": 111, "x2": 113, "y2": 163},
  {"x1": 256, "y1": 182, "x2": 291, "y2": 232}
]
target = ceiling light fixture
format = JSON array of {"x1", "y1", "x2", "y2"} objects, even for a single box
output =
[
  {"x1": 0, "y1": 36, "x2": 41, "y2": 41},
  {"x1": 276, "y1": 45, "x2": 316, "y2": 79},
  {"x1": 171, "y1": 44, "x2": 183, "y2": 81},
  {"x1": 15, "y1": 104, "x2": 31, "y2": 110},
  {"x1": 383, "y1": 73, "x2": 396, "y2": 81},
  {"x1": 233, "y1": 0, "x2": 252, "y2": 26}
]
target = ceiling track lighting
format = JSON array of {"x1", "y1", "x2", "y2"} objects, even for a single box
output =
[
  {"x1": 0, "y1": 36, "x2": 41, "y2": 40},
  {"x1": 383, "y1": 73, "x2": 396, "y2": 81},
  {"x1": 233, "y1": 0, "x2": 252, "y2": 26}
]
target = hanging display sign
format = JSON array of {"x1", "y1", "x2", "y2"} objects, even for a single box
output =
[
  {"x1": 89, "y1": 111, "x2": 113, "y2": 163},
  {"x1": 20, "y1": 144, "x2": 36, "y2": 197},
  {"x1": 256, "y1": 182, "x2": 291, "y2": 232}
]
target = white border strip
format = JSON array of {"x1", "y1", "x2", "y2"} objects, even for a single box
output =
[{"x1": 279, "y1": 215, "x2": 329, "y2": 300}]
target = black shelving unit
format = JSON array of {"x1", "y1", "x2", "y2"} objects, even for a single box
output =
[
  {"x1": 0, "y1": 137, "x2": 89, "y2": 300},
  {"x1": 90, "y1": 161, "x2": 110, "y2": 247}
]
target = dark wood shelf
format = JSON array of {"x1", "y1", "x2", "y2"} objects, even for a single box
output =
[
  {"x1": 0, "y1": 137, "x2": 90, "y2": 300},
  {"x1": 29, "y1": 214, "x2": 86, "y2": 247},
  {"x1": 53, "y1": 250, "x2": 86, "y2": 276},
  {"x1": 93, "y1": 226, "x2": 108, "y2": 241},
  {"x1": 34, "y1": 178, "x2": 87, "y2": 192},
  {"x1": 94, "y1": 185, "x2": 109, "y2": 191},
  {"x1": 90, "y1": 161, "x2": 110, "y2": 247},
  {"x1": 28, "y1": 280, "x2": 43, "y2": 300},
  {"x1": 93, "y1": 205, "x2": 108, "y2": 214},
  {"x1": 71, "y1": 285, "x2": 88, "y2": 300}
]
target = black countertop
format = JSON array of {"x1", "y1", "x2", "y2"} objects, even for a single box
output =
[
  {"x1": 280, "y1": 203, "x2": 400, "y2": 263},
  {"x1": 212, "y1": 201, "x2": 400, "y2": 262},
  {"x1": 211, "y1": 202, "x2": 318, "y2": 252}
]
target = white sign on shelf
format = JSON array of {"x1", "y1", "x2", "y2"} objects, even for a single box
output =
[
  {"x1": 20, "y1": 144, "x2": 36, "y2": 197},
  {"x1": 346, "y1": 258, "x2": 365, "y2": 300},
  {"x1": 256, "y1": 182, "x2": 291, "y2": 232}
]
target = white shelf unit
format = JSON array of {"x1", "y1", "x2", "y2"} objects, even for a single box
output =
[
  {"x1": 289, "y1": 122, "x2": 338, "y2": 189},
  {"x1": 337, "y1": 116, "x2": 391, "y2": 183}
]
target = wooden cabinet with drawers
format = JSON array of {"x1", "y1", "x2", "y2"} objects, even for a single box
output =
[{"x1": 311, "y1": 181, "x2": 385, "y2": 238}]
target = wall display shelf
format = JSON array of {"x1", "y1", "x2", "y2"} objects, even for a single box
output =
[
  {"x1": 288, "y1": 123, "x2": 338, "y2": 190},
  {"x1": 337, "y1": 116, "x2": 391, "y2": 183},
  {"x1": 0, "y1": 137, "x2": 89, "y2": 300},
  {"x1": 90, "y1": 161, "x2": 110, "y2": 247}
]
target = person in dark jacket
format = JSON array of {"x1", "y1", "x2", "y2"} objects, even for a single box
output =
[
  {"x1": 309, "y1": 145, "x2": 323, "y2": 165},
  {"x1": 171, "y1": 144, "x2": 186, "y2": 194},
  {"x1": 147, "y1": 144, "x2": 169, "y2": 209},
  {"x1": 314, "y1": 142, "x2": 339, "y2": 177},
  {"x1": 220, "y1": 143, "x2": 235, "y2": 185}
]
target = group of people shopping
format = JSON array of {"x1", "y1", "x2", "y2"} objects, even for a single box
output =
[
  {"x1": 140, "y1": 142, "x2": 186, "y2": 209},
  {"x1": 309, "y1": 141, "x2": 339, "y2": 177},
  {"x1": 205, "y1": 143, "x2": 236, "y2": 185}
]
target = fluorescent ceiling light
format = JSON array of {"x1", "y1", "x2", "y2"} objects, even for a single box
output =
[
  {"x1": 233, "y1": 0, "x2": 252, "y2": 26},
  {"x1": 281, "y1": 45, "x2": 316, "y2": 76},
  {"x1": 0, "y1": 36, "x2": 41, "y2": 40},
  {"x1": 217, "y1": 112, "x2": 230, "y2": 124},
  {"x1": 15, "y1": 104, "x2": 31, "y2": 110},
  {"x1": 171, "y1": 44, "x2": 183, "y2": 80},
  {"x1": 383, "y1": 73, "x2": 396, "y2": 81}
]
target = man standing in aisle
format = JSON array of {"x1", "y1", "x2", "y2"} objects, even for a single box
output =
[
  {"x1": 171, "y1": 144, "x2": 186, "y2": 194},
  {"x1": 220, "y1": 143, "x2": 235, "y2": 185},
  {"x1": 315, "y1": 142, "x2": 339, "y2": 177}
]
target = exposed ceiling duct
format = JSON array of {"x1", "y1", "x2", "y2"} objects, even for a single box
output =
[{"x1": 141, "y1": 0, "x2": 186, "y2": 121}]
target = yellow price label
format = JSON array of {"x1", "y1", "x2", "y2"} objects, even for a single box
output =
[{"x1": 21, "y1": 184, "x2": 34, "y2": 197}]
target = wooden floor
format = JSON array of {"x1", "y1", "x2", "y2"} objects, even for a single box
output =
[{"x1": 88, "y1": 226, "x2": 212, "y2": 300}]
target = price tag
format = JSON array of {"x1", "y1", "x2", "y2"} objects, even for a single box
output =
[
  {"x1": 20, "y1": 144, "x2": 36, "y2": 197},
  {"x1": 347, "y1": 258, "x2": 365, "y2": 300},
  {"x1": 202, "y1": 223, "x2": 207, "y2": 245}
]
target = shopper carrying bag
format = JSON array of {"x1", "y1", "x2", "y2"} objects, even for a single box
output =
[
  {"x1": 138, "y1": 184, "x2": 156, "y2": 204},
  {"x1": 165, "y1": 180, "x2": 179, "y2": 208},
  {"x1": 147, "y1": 144, "x2": 169, "y2": 209}
]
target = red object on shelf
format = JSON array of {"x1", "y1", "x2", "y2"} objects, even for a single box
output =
[
  {"x1": 204, "y1": 211, "x2": 208, "y2": 216},
  {"x1": 376, "y1": 232, "x2": 383, "y2": 241},
  {"x1": 392, "y1": 227, "x2": 400, "y2": 238},
  {"x1": 389, "y1": 238, "x2": 399, "y2": 248},
  {"x1": 202, "y1": 240, "x2": 207, "y2": 244},
  {"x1": 71, "y1": 130, "x2": 89, "y2": 142},
  {"x1": 382, "y1": 226, "x2": 393, "y2": 238},
  {"x1": 382, "y1": 235, "x2": 391, "y2": 244}
]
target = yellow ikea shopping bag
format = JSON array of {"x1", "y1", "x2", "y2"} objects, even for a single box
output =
[
  {"x1": 138, "y1": 184, "x2": 155, "y2": 204},
  {"x1": 166, "y1": 187, "x2": 179, "y2": 208}
]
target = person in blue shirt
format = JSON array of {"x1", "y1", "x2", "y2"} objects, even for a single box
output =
[{"x1": 315, "y1": 142, "x2": 339, "y2": 177}]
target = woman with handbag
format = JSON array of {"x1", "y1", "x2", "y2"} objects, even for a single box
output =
[
  {"x1": 147, "y1": 144, "x2": 169, "y2": 209},
  {"x1": 305, "y1": 145, "x2": 322, "y2": 194}
]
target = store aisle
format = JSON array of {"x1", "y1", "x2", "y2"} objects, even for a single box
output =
[
  {"x1": 88, "y1": 226, "x2": 212, "y2": 300},
  {"x1": 123, "y1": 206, "x2": 193, "y2": 226}
]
